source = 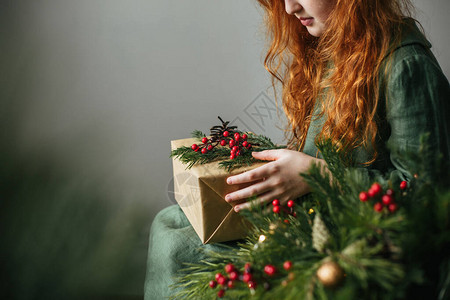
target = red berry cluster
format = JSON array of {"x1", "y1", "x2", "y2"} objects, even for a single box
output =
[
  {"x1": 272, "y1": 199, "x2": 296, "y2": 221},
  {"x1": 191, "y1": 136, "x2": 215, "y2": 154},
  {"x1": 191, "y1": 131, "x2": 252, "y2": 159},
  {"x1": 243, "y1": 263, "x2": 256, "y2": 289},
  {"x1": 359, "y1": 181, "x2": 408, "y2": 213},
  {"x1": 209, "y1": 261, "x2": 294, "y2": 297},
  {"x1": 225, "y1": 131, "x2": 252, "y2": 160},
  {"x1": 208, "y1": 263, "x2": 252, "y2": 298}
]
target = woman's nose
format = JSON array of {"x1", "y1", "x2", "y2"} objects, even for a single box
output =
[{"x1": 284, "y1": 0, "x2": 302, "y2": 15}]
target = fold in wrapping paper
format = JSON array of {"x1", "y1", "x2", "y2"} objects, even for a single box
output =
[{"x1": 171, "y1": 138, "x2": 267, "y2": 244}]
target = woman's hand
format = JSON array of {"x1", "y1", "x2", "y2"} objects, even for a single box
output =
[{"x1": 225, "y1": 149, "x2": 325, "y2": 212}]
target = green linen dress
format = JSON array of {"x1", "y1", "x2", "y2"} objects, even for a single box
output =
[{"x1": 144, "y1": 20, "x2": 450, "y2": 300}]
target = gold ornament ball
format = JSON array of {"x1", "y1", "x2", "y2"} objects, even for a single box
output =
[{"x1": 316, "y1": 261, "x2": 345, "y2": 288}]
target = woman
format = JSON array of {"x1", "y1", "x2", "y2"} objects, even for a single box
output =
[{"x1": 145, "y1": 0, "x2": 449, "y2": 298}]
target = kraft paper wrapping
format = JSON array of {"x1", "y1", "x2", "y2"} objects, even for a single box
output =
[{"x1": 171, "y1": 138, "x2": 267, "y2": 244}]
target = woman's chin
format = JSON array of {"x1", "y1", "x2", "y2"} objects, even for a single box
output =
[{"x1": 306, "y1": 26, "x2": 324, "y2": 37}]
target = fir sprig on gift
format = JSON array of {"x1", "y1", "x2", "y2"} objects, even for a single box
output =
[
  {"x1": 191, "y1": 129, "x2": 206, "y2": 140},
  {"x1": 170, "y1": 136, "x2": 450, "y2": 300},
  {"x1": 171, "y1": 117, "x2": 286, "y2": 171},
  {"x1": 170, "y1": 143, "x2": 232, "y2": 169}
]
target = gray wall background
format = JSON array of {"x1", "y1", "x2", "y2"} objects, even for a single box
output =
[{"x1": 1, "y1": 0, "x2": 448, "y2": 298}]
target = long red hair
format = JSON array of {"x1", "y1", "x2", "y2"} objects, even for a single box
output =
[{"x1": 256, "y1": 0, "x2": 415, "y2": 164}]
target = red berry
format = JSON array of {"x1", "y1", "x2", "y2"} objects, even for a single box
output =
[
  {"x1": 382, "y1": 194, "x2": 394, "y2": 205},
  {"x1": 242, "y1": 134, "x2": 248, "y2": 140},
  {"x1": 201, "y1": 137, "x2": 208, "y2": 143},
  {"x1": 283, "y1": 261, "x2": 292, "y2": 271},
  {"x1": 209, "y1": 280, "x2": 217, "y2": 288},
  {"x1": 246, "y1": 144, "x2": 252, "y2": 149},
  {"x1": 371, "y1": 182, "x2": 382, "y2": 192},
  {"x1": 273, "y1": 206, "x2": 280, "y2": 213},
  {"x1": 234, "y1": 132, "x2": 241, "y2": 141},
  {"x1": 236, "y1": 150, "x2": 241, "y2": 156},
  {"x1": 374, "y1": 202, "x2": 383, "y2": 212},
  {"x1": 247, "y1": 281, "x2": 256, "y2": 289},
  {"x1": 207, "y1": 144, "x2": 213, "y2": 151},
  {"x1": 229, "y1": 139, "x2": 236, "y2": 147},
  {"x1": 359, "y1": 191, "x2": 369, "y2": 202},
  {"x1": 242, "y1": 141, "x2": 248, "y2": 147},
  {"x1": 201, "y1": 148, "x2": 207, "y2": 154},
  {"x1": 386, "y1": 189, "x2": 394, "y2": 196},
  {"x1": 287, "y1": 200, "x2": 295, "y2": 207},
  {"x1": 264, "y1": 265, "x2": 276, "y2": 276},
  {"x1": 217, "y1": 289, "x2": 225, "y2": 298},
  {"x1": 284, "y1": 219, "x2": 290, "y2": 224},
  {"x1": 400, "y1": 181, "x2": 408, "y2": 190},
  {"x1": 243, "y1": 273, "x2": 252, "y2": 283},
  {"x1": 217, "y1": 276, "x2": 227, "y2": 286},
  {"x1": 244, "y1": 263, "x2": 251, "y2": 272},
  {"x1": 220, "y1": 139, "x2": 227, "y2": 146},
  {"x1": 194, "y1": 148, "x2": 199, "y2": 152},
  {"x1": 227, "y1": 280, "x2": 234, "y2": 289},
  {"x1": 388, "y1": 203, "x2": 398, "y2": 212},
  {"x1": 215, "y1": 273, "x2": 224, "y2": 281},
  {"x1": 223, "y1": 131, "x2": 229, "y2": 137},
  {"x1": 230, "y1": 154, "x2": 236, "y2": 160},
  {"x1": 232, "y1": 146, "x2": 239, "y2": 152},
  {"x1": 229, "y1": 271, "x2": 238, "y2": 281},
  {"x1": 191, "y1": 144, "x2": 198, "y2": 150},
  {"x1": 369, "y1": 183, "x2": 382, "y2": 197},
  {"x1": 272, "y1": 199, "x2": 280, "y2": 206},
  {"x1": 224, "y1": 263, "x2": 235, "y2": 274}
]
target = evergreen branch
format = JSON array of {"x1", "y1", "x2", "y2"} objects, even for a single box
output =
[
  {"x1": 170, "y1": 134, "x2": 450, "y2": 299},
  {"x1": 246, "y1": 132, "x2": 280, "y2": 148},
  {"x1": 170, "y1": 146, "x2": 230, "y2": 169},
  {"x1": 315, "y1": 139, "x2": 349, "y2": 184},
  {"x1": 191, "y1": 130, "x2": 206, "y2": 140},
  {"x1": 172, "y1": 129, "x2": 285, "y2": 171}
]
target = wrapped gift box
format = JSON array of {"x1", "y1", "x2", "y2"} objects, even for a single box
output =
[{"x1": 171, "y1": 138, "x2": 267, "y2": 244}]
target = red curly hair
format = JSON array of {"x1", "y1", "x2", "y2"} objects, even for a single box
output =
[{"x1": 256, "y1": 0, "x2": 415, "y2": 164}]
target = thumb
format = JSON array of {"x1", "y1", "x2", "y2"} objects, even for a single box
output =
[{"x1": 252, "y1": 149, "x2": 283, "y2": 161}]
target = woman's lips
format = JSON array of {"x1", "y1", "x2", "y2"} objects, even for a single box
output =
[{"x1": 299, "y1": 17, "x2": 313, "y2": 26}]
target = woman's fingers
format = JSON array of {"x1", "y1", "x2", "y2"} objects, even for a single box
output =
[
  {"x1": 225, "y1": 179, "x2": 272, "y2": 202},
  {"x1": 252, "y1": 149, "x2": 284, "y2": 161},
  {"x1": 227, "y1": 150, "x2": 287, "y2": 185},
  {"x1": 227, "y1": 162, "x2": 275, "y2": 185},
  {"x1": 225, "y1": 149, "x2": 317, "y2": 210}
]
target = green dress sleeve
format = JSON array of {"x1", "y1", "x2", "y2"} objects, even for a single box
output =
[{"x1": 384, "y1": 45, "x2": 450, "y2": 180}]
